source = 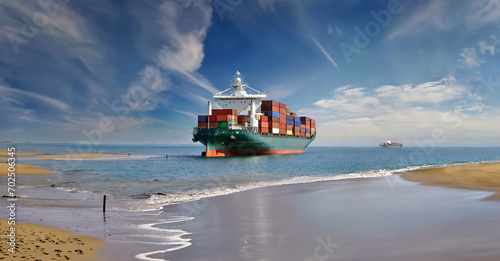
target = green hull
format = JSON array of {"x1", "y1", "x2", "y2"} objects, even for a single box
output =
[{"x1": 193, "y1": 129, "x2": 315, "y2": 157}]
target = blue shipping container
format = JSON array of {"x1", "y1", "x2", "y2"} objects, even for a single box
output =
[
  {"x1": 287, "y1": 120, "x2": 293, "y2": 125},
  {"x1": 286, "y1": 115, "x2": 293, "y2": 121},
  {"x1": 306, "y1": 129, "x2": 311, "y2": 133},
  {"x1": 198, "y1": 115, "x2": 208, "y2": 122},
  {"x1": 264, "y1": 111, "x2": 280, "y2": 118}
]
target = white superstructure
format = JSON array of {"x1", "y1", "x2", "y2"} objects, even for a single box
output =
[{"x1": 212, "y1": 71, "x2": 267, "y2": 131}]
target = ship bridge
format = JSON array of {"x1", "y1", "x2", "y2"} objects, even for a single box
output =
[{"x1": 212, "y1": 71, "x2": 266, "y2": 116}]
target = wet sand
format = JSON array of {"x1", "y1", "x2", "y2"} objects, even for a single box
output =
[
  {"x1": 0, "y1": 218, "x2": 105, "y2": 261},
  {"x1": 37, "y1": 153, "x2": 129, "y2": 160},
  {"x1": 403, "y1": 162, "x2": 500, "y2": 200},
  {"x1": 0, "y1": 163, "x2": 55, "y2": 176},
  {"x1": 159, "y1": 175, "x2": 500, "y2": 261}
]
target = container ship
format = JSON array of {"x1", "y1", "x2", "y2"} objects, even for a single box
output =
[
  {"x1": 379, "y1": 141, "x2": 403, "y2": 148},
  {"x1": 192, "y1": 71, "x2": 316, "y2": 157}
]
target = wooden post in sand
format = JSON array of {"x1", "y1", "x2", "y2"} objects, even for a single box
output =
[{"x1": 103, "y1": 195, "x2": 107, "y2": 213}]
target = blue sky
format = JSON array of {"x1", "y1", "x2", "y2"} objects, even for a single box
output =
[{"x1": 1, "y1": 0, "x2": 500, "y2": 146}]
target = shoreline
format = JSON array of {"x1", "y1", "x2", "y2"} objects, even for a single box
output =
[
  {"x1": 0, "y1": 218, "x2": 105, "y2": 261},
  {"x1": 2, "y1": 160, "x2": 500, "y2": 260},
  {"x1": 402, "y1": 162, "x2": 500, "y2": 200}
]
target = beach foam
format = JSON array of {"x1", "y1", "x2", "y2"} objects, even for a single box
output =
[{"x1": 119, "y1": 167, "x2": 420, "y2": 212}]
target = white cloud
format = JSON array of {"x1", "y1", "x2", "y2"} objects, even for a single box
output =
[
  {"x1": 174, "y1": 110, "x2": 196, "y2": 117},
  {"x1": 458, "y1": 48, "x2": 485, "y2": 68},
  {"x1": 309, "y1": 77, "x2": 495, "y2": 145},
  {"x1": 375, "y1": 77, "x2": 465, "y2": 103},
  {"x1": 387, "y1": 1, "x2": 449, "y2": 40},
  {"x1": 478, "y1": 35, "x2": 499, "y2": 55},
  {"x1": 122, "y1": 66, "x2": 171, "y2": 112},
  {"x1": 388, "y1": 0, "x2": 500, "y2": 41},
  {"x1": 314, "y1": 78, "x2": 463, "y2": 118},
  {"x1": 311, "y1": 37, "x2": 338, "y2": 68},
  {"x1": 314, "y1": 86, "x2": 382, "y2": 117},
  {"x1": 126, "y1": 0, "x2": 216, "y2": 109},
  {"x1": 258, "y1": 0, "x2": 295, "y2": 12},
  {"x1": 327, "y1": 25, "x2": 342, "y2": 36},
  {"x1": 0, "y1": 84, "x2": 70, "y2": 111},
  {"x1": 465, "y1": 0, "x2": 500, "y2": 28}
]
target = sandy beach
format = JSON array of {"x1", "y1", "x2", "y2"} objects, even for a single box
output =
[
  {"x1": 0, "y1": 163, "x2": 55, "y2": 176},
  {"x1": 0, "y1": 218, "x2": 105, "y2": 261},
  {"x1": 403, "y1": 162, "x2": 500, "y2": 200}
]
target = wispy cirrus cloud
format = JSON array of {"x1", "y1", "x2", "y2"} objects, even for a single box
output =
[
  {"x1": 388, "y1": 0, "x2": 500, "y2": 41},
  {"x1": 311, "y1": 37, "x2": 339, "y2": 68},
  {"x1": 0, "y1": 83, "x2": 70, "y2": 111}
]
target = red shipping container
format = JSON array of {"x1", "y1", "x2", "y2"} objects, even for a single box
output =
[
  {"x1": 262, "y1": 105, "x2": 280, "y2": 112},
  {"x1": 208, "y1": 121, "x2": 217, "y2": 128},
  {"x1": 261, "y1": 127, "x2": 269, "y2": 134},
  {"x1": 306, "y1": 133, "x2": 311, "y2": 138},
  {"x1": 262, "y1": 100, "x2": 279, "y2": 107},
  {"x1": 216, "y1": 114, "x2": 231, "y2": 122},
  {"x1": 212, "y1": 109, "x2": 237, "y2": 116},
  {"x1": 280, "y1": 113, "x2": 286, "y2": 120},
  {"x1": 279, "y1": 108, "x2": 286, "y2": 114},
  {"x1": 272, "y1": 117, "x2": 280, "y2": 123},
  {"x1": 280, "y1": 128, "x2": 287, "y2": 134},
  {"x1": 198, "y1": 122, "x2": 208, "y2": 128},
  {"x1": 290, "y1": 113, "x2": 297, "y2": 117},
  {"x1": 260, "y1": 121, "x2": 269, "y2": 128},
  {"x1": 279, "y1": 118, "x2": 287, "y2": 125},
  {"x1": 208, "y1": 115, "x2": 217, "y2": 121},
  {"x1": 260, "y1": 115, "x2": 268, "y2": 122},
  {"x1": 287, "y1": 125, "x2": 293, "y2": 131},
  {"x1": 286, "y1": 108, "x2": 290, "y2": 115},
  {"x1": 271, "y1": 122, "x2": 280, "y2": 128},
  {"x1": 279, "y1": 102, "x2": 286, "y2": 109}
]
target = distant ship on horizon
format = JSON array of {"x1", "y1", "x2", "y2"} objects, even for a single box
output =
[{"x1": 379, "y1": 141, "x2": 403, "y2": 148}]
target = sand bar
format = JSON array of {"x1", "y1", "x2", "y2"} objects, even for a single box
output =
[
  {"x1": 37, "y1": 153, "x2": 128, "y2": 160},
  {"x1": 403, "y1": 162, "x2": 500, "y2": 200},
  {"x1": 0, "y1": 218, "x2": 105, "y2": 261},
  {"x1": 0, "y1": 152, "x2": 46, "y2": 157},
  {"x1": 0, "y1": 163, "x2": 54, "y2": 176}
]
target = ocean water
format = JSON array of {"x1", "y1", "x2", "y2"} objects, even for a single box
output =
[{"x1": 5, "y1": 143, "x2": 500, "y2": 211}]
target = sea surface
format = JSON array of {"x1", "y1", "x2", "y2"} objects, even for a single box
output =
[{"x1": 4, "y1": 143, "x2": 500, "y2": 212}]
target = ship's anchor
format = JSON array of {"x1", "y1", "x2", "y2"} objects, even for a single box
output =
[{"x1": 226, "y1": 135, "x2": 236, "y2": 146}]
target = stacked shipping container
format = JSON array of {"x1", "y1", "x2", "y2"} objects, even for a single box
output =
[
  {"x1": 260, "y1": 100, "x2": 316, "y2": 138},
  {"x1": 196, "y1": 102, "x2": 316, "y2": 139}
]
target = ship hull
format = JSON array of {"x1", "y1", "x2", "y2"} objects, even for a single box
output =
[
  {"x1": 379, "y1": 145, "x2": 403, "y2": 148},
  {"x1": 193, "y1": 129, "x2": 315, "y2": 157}
]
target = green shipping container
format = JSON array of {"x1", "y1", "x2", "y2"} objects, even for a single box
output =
[{"x1": 218, "y1": 121, "x2": 228, "y2": 128}]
